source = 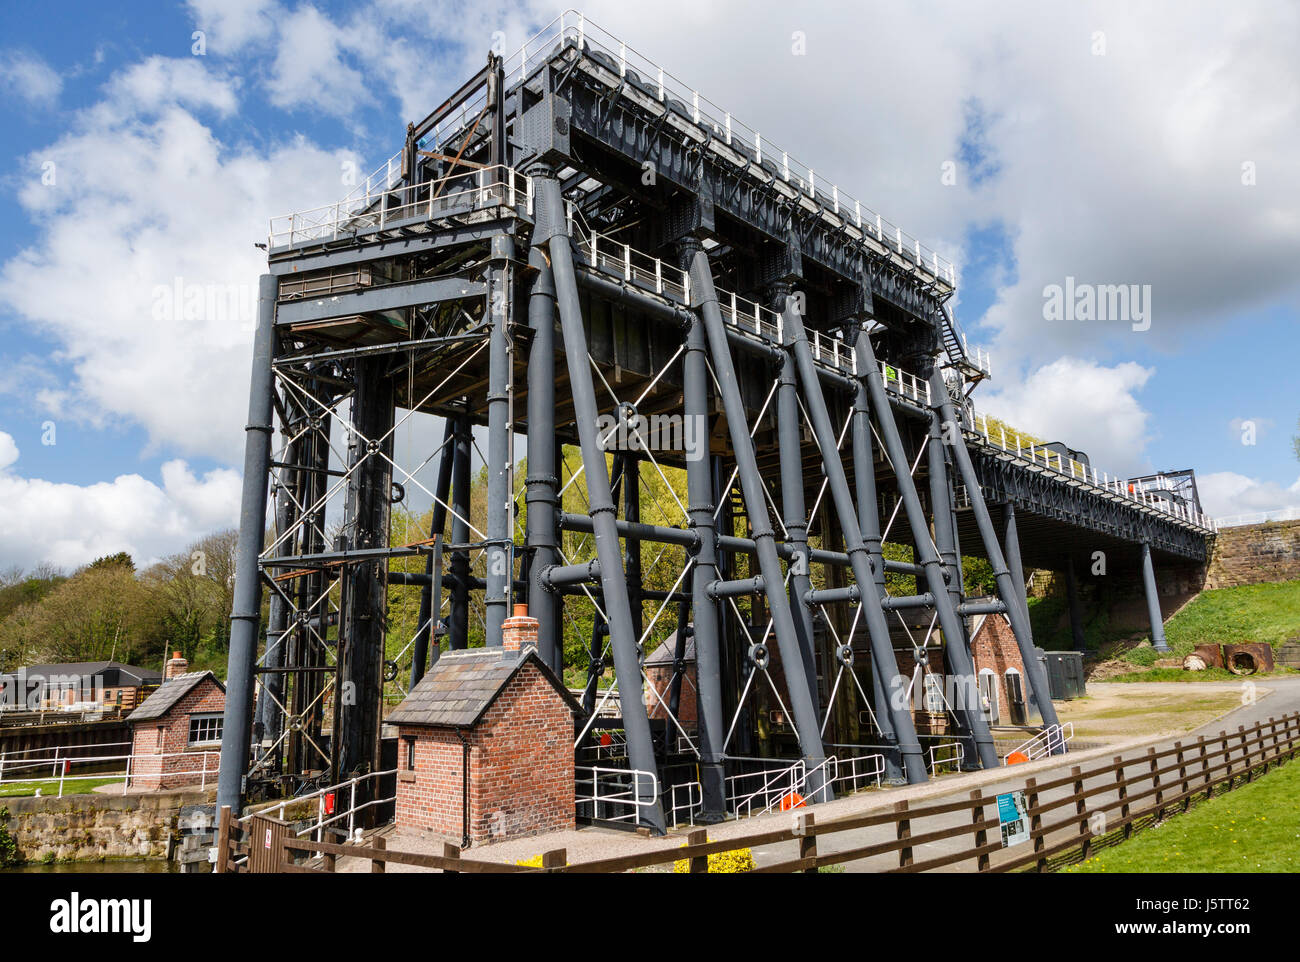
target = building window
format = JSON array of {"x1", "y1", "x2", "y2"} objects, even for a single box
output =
[
  {"x1": 405, "y1": 738, "x2": 416, "y2": 771},
  {"x1": 155, "y1": 727, "x2": 165, "y2": 753},
  {"x1": 188, "y1": 713, "x2": 223, "y2": 746}
]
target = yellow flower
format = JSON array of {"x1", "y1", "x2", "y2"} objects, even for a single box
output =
[{"x1": 673, "y1": 837, "x2": 756, "y2": 873}]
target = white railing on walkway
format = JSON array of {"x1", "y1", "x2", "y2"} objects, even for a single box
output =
[
  {"x1": 1006, "y1": 722, "x2": 1074, "y2": 763},
  {"x1": 966, "y1": 411, "x2": 1216, "y2": 533},
  {"x1": 243, "y1": 768, "x2": 398, "y2": 842},
  {"x1": 0, "y1": 749, "x2": 219, "y2": 797},
  {"x1": 668, "y1": 780, "x2": 702, "y2": 826},
  {"x1": 268, "y1": 165, "x2": 530, "y2": 249},
  {"x1": 575, "y1": 765, "x2": 660, "y2": 823},
  {"x1": 1215, "y1": 507, "x2": 1300, "y2": 528},
  {"x1": 725, "y1": 758, "x2": 806, "y2": 818},
  {"x1": 502, "y1": 11, "x2": 957, "y2": 289},
  {"x1": 927, "y1": 741, "x2": 964, "y2": 774}
]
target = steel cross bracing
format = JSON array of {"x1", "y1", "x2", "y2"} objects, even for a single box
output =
[{"x1": 219, "y1": 25, "x2": 1214, "y2": 833}]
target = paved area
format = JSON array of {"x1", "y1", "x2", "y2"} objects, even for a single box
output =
[{"x1": 339, "y1": 676, "x2": 1300, "y2": 873}]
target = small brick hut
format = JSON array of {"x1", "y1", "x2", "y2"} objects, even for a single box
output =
[
  {"x1": 967, "y1": 609, "x2": 1033, "y2": 725},
  {"x1": 388, "y1": 607, "x2": 581, "y2": 845},
  {"x1": 127, "y1": 654, "x2": 225, "y2": 790},
  {"x1": 645, "y1": 628, "x2": 696, "y2": 724}
]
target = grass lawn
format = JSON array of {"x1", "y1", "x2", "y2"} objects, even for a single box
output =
[
  {"x1": 1122, "y1": 579, "x2": 1300, "y2": 668},
  {"x1": 0, "y1": 777, "x2": 122, "y2": 798},
  {"x1": 1067, "y1": 754, "x2": 1300, "y2": 872}
]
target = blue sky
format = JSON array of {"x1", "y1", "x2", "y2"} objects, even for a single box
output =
[{"x1": 0, "y1": 0, "x2": 1296, "y2": 570}]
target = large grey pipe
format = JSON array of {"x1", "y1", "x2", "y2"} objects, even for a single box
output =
[
  {"x1": 686, "y1": 251, "x2": 829, "y2": 797},
  {"x1": 410, "y1": 418, "x2": 455, "y2": 687},
  {"x1": 852, "y1": 380, "x2": 904, "y2": 783},
  {"x1": 924, "y1": 363, "x2": 1063, "y2": 741},
  {"x1": 535, "y1": 176, "x2": 665, "y2": 833},
  {"x1": 483, "y1": 235, "x2": 514, "y2": 645},
  {"x1": 682, "y1": 292, "x2": 727, "y2": 821},
  {"x1": 776, "y1": 350, "x2": 820, "y2": 718},
  {"x1": 1003, "y1": 502, "x2": 1043, "y2": 721},
  {"x1": 854, "y1": 334, "x2": 999, "y2": 769},
  {"x1": 218, "y1": 274, "x2": 277, "y2": 814},
  {"x1": 1141, "y1": 541, "x2": 1170, "y2": 652},
  {"x1": 526, "y1": 246, "x2": 562, "y2": 673},
  {"x1": 784, "y1": 304, "x2": 927, "y2": 783}
]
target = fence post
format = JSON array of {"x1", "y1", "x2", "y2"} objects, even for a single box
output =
[
  {"x1": 1238, "y1": 725, "x2": 1250, "y2": 785},
  {"x1": 796, "y1": 811, "x2": 817, "y2": 873},
  {"x1": 688, "y1": 828, "x2": 709, "y2": 873},
  {"x1": 1026, "y1": 778, "x2": 1045, "y2": 873},
  {"x1": 1221, "y1": 729, "x2": 1235, "y2": 793},
  {"x1": 1148, "y1": 747, "x2": 1162, "y2": 818},
  {"x1": 970, "y1": 789, "x2": 990, "y2": 872},
  {"x1": 1198, "y1": 735, "x2": 1211, "y2": 796},
  {"x1": 542, "y1": 848, "x2": 567, "y2": 872},
  {"x1": 443, "y1": 842, "x2": 461, "y2": 874},
  {"x1": 1265, "y1": 716, "x2": 1279, "y2": 772},
  {"x1": 896, "y1": 800, "x2": 912, "y2": 869},
  {"x1": 1072, "y1": 766, "x2": 1089, "y2": 862},
  {"x1": 1175, "y1": 741, "x2": 1189, "y2": 812},
  {"x1": 215, "y1": 805, "x2": 232, "y2": 875},
  {"x1": 371, "y1": 835, "x2": 386, "y2": 874}
]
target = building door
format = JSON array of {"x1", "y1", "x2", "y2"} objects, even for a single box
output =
[{"x1": 978, "y1": 669, "x2": 1000, "y2": 724}]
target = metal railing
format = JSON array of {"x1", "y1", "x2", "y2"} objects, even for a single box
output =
[
  {"x1": 574, "y1": 765, "x2": 660, "y2": 823},
  {"x1": 827, "y1": 752, "x2": 886, "y2": 794},
  {"x1": 966, "y1": 410, "x2": 1216, "y2": 532},
  {"x1": 504, "y1": 10, "x2": 958, "y2": 289},
  {"x1": 268, "y1": 164, "x2": 530, "y2": 249},
  {"x1": 927, "y1": 741, "x2": 965, "y2": 774},
  {"x1": 243, "y1": 768, "x2": 398, "y2": 842},
  {"x1": 668, "y1": 780, "x2": 703, "y2": 826},
  {"x1": 724, "y1": 757, "x2": 806, "y2": 817},
  {"x1": 1006, "y1": 722, "x2": 1074, "y2": 763},
  {"x1": 1215, "y1": 507, "x2": 1300, "y2": 528},
  {"x1": 0, "y1": 749, "x2": 220, "y2": 797}
]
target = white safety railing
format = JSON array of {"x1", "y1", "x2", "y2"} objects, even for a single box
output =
[
  {"x1": 576, "y1": 727, "x2": 628, "y2": 763},
  {"x1": 1215, "y1": 507, "x2": 1300, "y2": 528},
  {"x1": 966, "y1": 410, "x2": 1217, "y2": 533},
  {"x1": 725, "y1": 758, "x2": 806, "y2": 817},
  {"x1": 0, "y1": 749, "x2": 219, "y2": 797},
  {"x1": 243, "y1": 768, "x2": 398, "y2": 841},
  {"x1": 502, "y1": 10, "x2": 958, "y2": 288},
  {"x1": 668, "y1": 780, "x2": 703, "y2": 826},
  {"x1": 575, "y1": 765, "x2": 660, "y2": 823},
  {"x1": 1006, "y1": 722, "x2": 1074, "y2": 763},
  {"x1": 268, "y1": 164, "x2": 530, "y2": 249},
  {"x1": 827, "y1": 752, "x2": 886, "y2": 795},
  {"x1": 927, "y1": 740, "x2": 964, "y2": 774}
]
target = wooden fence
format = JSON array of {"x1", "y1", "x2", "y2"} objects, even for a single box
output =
[{"x1": 216, "y1": 711, "x2": 1300, "y2": 874}]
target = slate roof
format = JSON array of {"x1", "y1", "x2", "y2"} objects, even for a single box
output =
[
  {"x1": 128, "y1": 671, "x2": 224, "y2": 723},
  {"x1": 3, "y1": 661, "x2": 162, "y2": 688},
  {"x1": 387, "y1": 648, "x2": 581, "y2": 729}
]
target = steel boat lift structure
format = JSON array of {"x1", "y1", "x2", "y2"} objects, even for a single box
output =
[{"x1": 218, "y1": 12, "x2": 1214, "y2": 834}]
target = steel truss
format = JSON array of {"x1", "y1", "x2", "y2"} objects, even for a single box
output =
[{"x1": 219, "y1": 18, "x2": 1212, "y2": 834}]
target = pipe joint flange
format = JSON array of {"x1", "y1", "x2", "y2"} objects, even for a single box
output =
[
  {"x1": 389, "y1": 481, "x2": 406, "y2": 505},
  {"x1": 836, "y1": 644, "x2": 854, "y2": 667},
  {"x1": 748, "y1": 643, "x2": 770, "y2": 670},
  {"x1": 383, "y1": 660, "x2": 399, "y2": 682},
  {"x1": 366, "y1": 439, "x2": 381, "y2": 455}
]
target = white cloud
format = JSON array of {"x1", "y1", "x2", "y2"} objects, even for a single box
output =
[
  {"x1": 105, "y1": 56, "x2": 239, "y2": 117},
  {"x1": 1198, "y1": 471, "x2": 1300, "y2": 520},
  {"x1": 0, "y1": 433, "x2": 240, "y2": 571},
  {"x1": 0, "y1": 50, "x2": 62, "y2": 107},
  {"x1": 187, "y1": 0, "x2": 280, "y2": 53},
  {"x1": 1, "y1": 58, "x2": 361, "y2": 463},
  {"x1": 980, "y1": 357, "x2": 1155, "y2": 476}
]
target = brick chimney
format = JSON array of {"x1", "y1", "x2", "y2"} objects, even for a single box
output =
[
  {"x1": 165, "y1": 651, "x2": 189, "y2": 680},
  {"x1": 502, "y1": 604, "x2": 538, "y2": 654}
]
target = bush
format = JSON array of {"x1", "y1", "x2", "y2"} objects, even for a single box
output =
[
  {"x1": 673, "y1": 838, "x2": 755, "y2": 873},
  {"x1": 0, "y1": 808, "x2": 18, "y2": 867}
]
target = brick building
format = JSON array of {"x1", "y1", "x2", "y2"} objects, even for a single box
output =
[
  {"x1": 127, "y1": 654, "x2": 225, "y2": 790},
  {"x1": 967, "y1": 609, "x2": 1032, "y2": 726},
  {"x1": 645, "y1": 629, "x2": 696, "y2": 724},
  {"x1": 0, "y1": 661, "x2": 162, "y2": 713},
  {"x1": 389, "y1": 609, "x2": 580, "y2": 845}
]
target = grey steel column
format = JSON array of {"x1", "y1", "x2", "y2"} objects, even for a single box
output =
[
  {"x1": 923, "y1": 364, "x2": 1063, "y2": 739},
  {"x1": 624, "y1": 456, "x2": 644, "y2": 643},
  {"x1": 682, "y1": 283, "x2": 727, "y2": 821},
  {"x1": 783, "y1": 305, "x2": 926, "y2": 783},
  {"x1": 852, "y1": 381, "x2": 904, "y2": 783},
  {"x1": 484, "y1": 234, "x2": 514, "y2": 645},
  {"x1": 449, "y1": 412, "x2": 471, "y2": 649},
  {"x1": 1003, "y1": 501, "x2": 1042, "y2": 720},
  {"x1": 410, "y1": 418, "x2": 455, "y2": 686},
  {"x1": 686, "y1": 251, "x2": 829, "y2": 793},
  {"x1": 218, "y1": 273, "x2": 277, "y2": 814},
  {"x1": 526, "y1": 246, "x2": 562, "y2": 673},
  {"x1": 927, "y1": 408, "x2": 982, "y2": 767},
  {"x1": 535, "y1": 175, "x2": 665, "y2": 833},
  {"x1": 854, "y1": 335, "x2": 999, "y2": 769},
  {"x1": 1066, "y1": 555, "x2": 1087, "y2": 652},
  {"x1": 777, "y1": 350, "x2": 820, "y2": 716},
  {"x1": 1141, "y1": 541, "x2": 1170, "y2": 652}
]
